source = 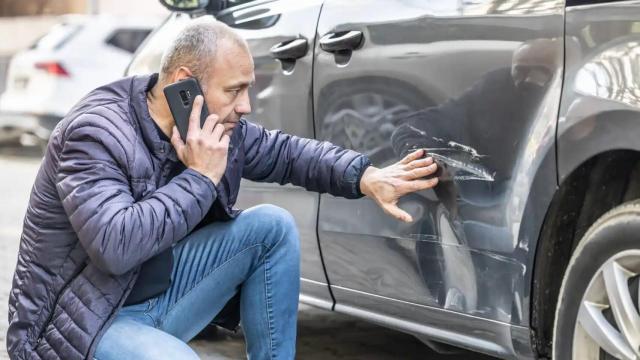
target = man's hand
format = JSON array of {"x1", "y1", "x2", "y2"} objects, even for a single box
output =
[
  {"x1": 171, "y1": 95, "x2": 229, "y2": 185},
  {"x1": 360, "y1": 149, "x2": 438, "y2": 222}
]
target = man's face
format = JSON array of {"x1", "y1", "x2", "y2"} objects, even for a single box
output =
[
  {"x1": 202, "y1": 40, "x2": 255, "y2": 136},
  {"x1": 511, "y1": 38, "x2": 557, "y2": 90}
]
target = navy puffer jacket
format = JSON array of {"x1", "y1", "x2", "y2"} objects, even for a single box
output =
[{"x1": 6, "y1": 74, "x2": 370, "y2": 359}]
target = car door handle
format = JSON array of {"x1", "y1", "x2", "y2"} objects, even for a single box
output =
[
  {"x1": 269, "y1": 38, "x2": 308, "y2": 60},
  {"x1": 319, "y1": 31, "x2": 363, "y2": 52}
]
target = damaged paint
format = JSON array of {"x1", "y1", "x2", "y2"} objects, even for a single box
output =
[
  {"x1": 381, "y1": 232, "x2": 526, "y2": 322},
  {"x1": 408, "y1": 233, "x2": 525, "y2": 273},
  {"x1": 446, "y1": 141, "x2": 484, "y2": 160},
  {"x1": 405, "y1": 133, "x2": 495, "y2": 182}
]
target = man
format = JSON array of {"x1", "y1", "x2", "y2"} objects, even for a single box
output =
[{"x1": 7, "y1": 18, "x2": 438, "y2": 360}]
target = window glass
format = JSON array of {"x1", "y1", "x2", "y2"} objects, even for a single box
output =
[{"x1": 106, "y1": 29, "x2": 152, "y2": 53}]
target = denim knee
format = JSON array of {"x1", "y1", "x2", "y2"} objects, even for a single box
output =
[{"x1": 247, "y1": 204, "x2": 299, "y2": 252}]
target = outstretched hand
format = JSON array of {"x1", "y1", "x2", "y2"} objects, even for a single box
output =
[{"x1": 359, "y1": 149, "x2": 439, "y2": 222}]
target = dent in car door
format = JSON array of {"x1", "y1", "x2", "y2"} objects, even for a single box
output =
[
  {"x1": 314, "y1": 0, "x2": 563, "y2": 330},
  {"x1": 216, "y1": 0, "x2": 333, "y2": 307}
]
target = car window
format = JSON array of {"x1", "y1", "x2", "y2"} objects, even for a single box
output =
[
  {"x1": 106, "y1": 29, "x2": 152, "y2": 53},
  {"x1": 30, "y1": 23, "x2": 83, "y2": 50}
]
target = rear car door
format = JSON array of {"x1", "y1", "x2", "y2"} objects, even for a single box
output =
[
  {"x1": 215, "y1": 0, "x2": 333, "y2": 306},
  {"x1": 313, "y1": 0, "x2": 564, "y2": 334}
]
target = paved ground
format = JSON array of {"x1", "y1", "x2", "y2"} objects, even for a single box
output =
[{"x1": 0, "y1": 145, "x2": 499, "y2": 359}]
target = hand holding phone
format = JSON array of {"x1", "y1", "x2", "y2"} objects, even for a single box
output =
[
  {"x1": 169, "y1": 95, "x2": 230, "y2": 185},
  {"x1": 163, "y1": 78, "x2": 209, "y2": 142}
]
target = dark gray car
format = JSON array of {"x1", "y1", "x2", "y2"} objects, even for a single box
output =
[{"x1": 127, "y1": 0, "x2": 640, "y2": 358}]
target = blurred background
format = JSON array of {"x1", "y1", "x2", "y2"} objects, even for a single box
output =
[{"x1": 0, "y1": 0, "x2": 167, "y2": 149}]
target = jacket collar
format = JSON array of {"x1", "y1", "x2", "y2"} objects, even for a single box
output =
[{"x1": 130, "y1": 73, "x2": 178, "y2": 162}]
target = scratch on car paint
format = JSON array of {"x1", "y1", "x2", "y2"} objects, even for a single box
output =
[
  {"x1": 406, "y1": 125, "x2": 428, "y2": 137},
  {"x1": 406, "y1": 233, "x2": 525, "y2": 273},
  {"x1": 400, "y1": 126, "x2": 494, "y2": 181},
  {"x1": 429, "y1": 152, "x2": 495, "y2": 182},
  {"x1": 446, "y1": 141, "x2": 484, "y2": 160},
  {"x1": 416, "y1": 146, "x2": 494, "y2": 182}
]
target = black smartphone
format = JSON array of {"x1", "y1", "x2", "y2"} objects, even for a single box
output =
[{"x1": 163, "y1": 77, "x2": 209, "y2": 141}]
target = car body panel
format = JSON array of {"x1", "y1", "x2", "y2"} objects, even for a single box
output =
[
  {"x1": 558, "y1": 0, "x2": 640, "y2": 181},
  {"x1": 331, "y1": 285, "x2": 532, "y2": 359},
  {"x1": 312, "y1": 0, "x2": 564, "y2": 347}
]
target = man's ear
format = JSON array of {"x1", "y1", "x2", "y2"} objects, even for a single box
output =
[{"x1": 172, "y1": 66, "x2": 194, "y2": 83}]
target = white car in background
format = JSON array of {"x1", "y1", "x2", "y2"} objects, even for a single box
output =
[{"x1": 0, "y1": 14, "x2": 160, "y2": 145}]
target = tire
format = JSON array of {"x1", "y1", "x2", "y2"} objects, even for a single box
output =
[{"x1": 553, "y1": 200, "x2": 640, "y2": 360}]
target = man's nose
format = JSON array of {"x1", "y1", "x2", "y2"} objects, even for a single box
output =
[{"x1": 236, "y1": 91, "x2": 251, "y2": 115}]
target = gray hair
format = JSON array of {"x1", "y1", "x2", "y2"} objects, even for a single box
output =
[{"x1": 159, "y1": 16, "x2": 247, "y2": 85}]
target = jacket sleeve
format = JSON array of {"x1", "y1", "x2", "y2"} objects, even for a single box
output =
[
  {"x1": 55, "y1": 115, "x2": 217, "y2": 276},
  {"x1": 240, "y1": 119, "x2": 371, "y2": 199}
]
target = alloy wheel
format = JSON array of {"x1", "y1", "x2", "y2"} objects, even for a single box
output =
[{"x1": 573, "y1": 250, "x2": 640, "y2": 360}]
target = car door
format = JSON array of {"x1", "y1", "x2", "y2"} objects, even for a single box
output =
[
  {"x1": 313, "y1": 0, "x2": 564, "y2": 330},
  {"x1": 215, "y1": 0, "x2": 333, "y2": 307}
]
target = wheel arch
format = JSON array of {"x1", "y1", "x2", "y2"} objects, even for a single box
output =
[{"x1": 530, "y1": 146, "x2": 640, "y2": 358}]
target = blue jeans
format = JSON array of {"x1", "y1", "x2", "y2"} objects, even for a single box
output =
[{"x1": 94, "y1": 204, "x2": 301, "y2": 360}]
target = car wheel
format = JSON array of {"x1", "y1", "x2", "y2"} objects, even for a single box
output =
[{"x1": 553, "y1": 200, "x2": 640, "y2": 360}]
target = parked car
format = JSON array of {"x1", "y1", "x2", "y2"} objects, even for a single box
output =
[
  {"x1": 0, "y1": 14, "x2": 160, "y2": 145},
  {"x1": 129, "y1": 0, "x2": 640, "y2": 359}
]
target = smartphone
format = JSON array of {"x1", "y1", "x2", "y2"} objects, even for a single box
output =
[{"x1": 163, "y1": 77, "x2": 209, "y2": 141}]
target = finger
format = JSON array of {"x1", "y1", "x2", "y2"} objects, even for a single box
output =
[
  {"x1": 201, "y1": 114, "x2": 220, "y2": 134},
  {"x1": 219, "y1": 133, "x2": 231, "y2": 148},
  {"x1": 404, "y1": 163, "x2": 438, "y2": 180},
  {"x1": 188, "y1": 95, "x2": 204, "y2": 135},
  {"x1": 382, "y1": 203, "x2": 413, "y2": 223},
  {"x1": 400, "y1": 149, "x2": 425, "y2": 164},
  {"x1": 170, "y1": 126, "x2": 185, "y2": 154},
  {"x1": 404, "y1": 177, "x2": 439, "y2": 193},
  {"x1": 211, "y1": 123, "x2": 225, "y2": 141},
  {"x1": 404, "y1": 157, "x2": 433, "y2": 170}
]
